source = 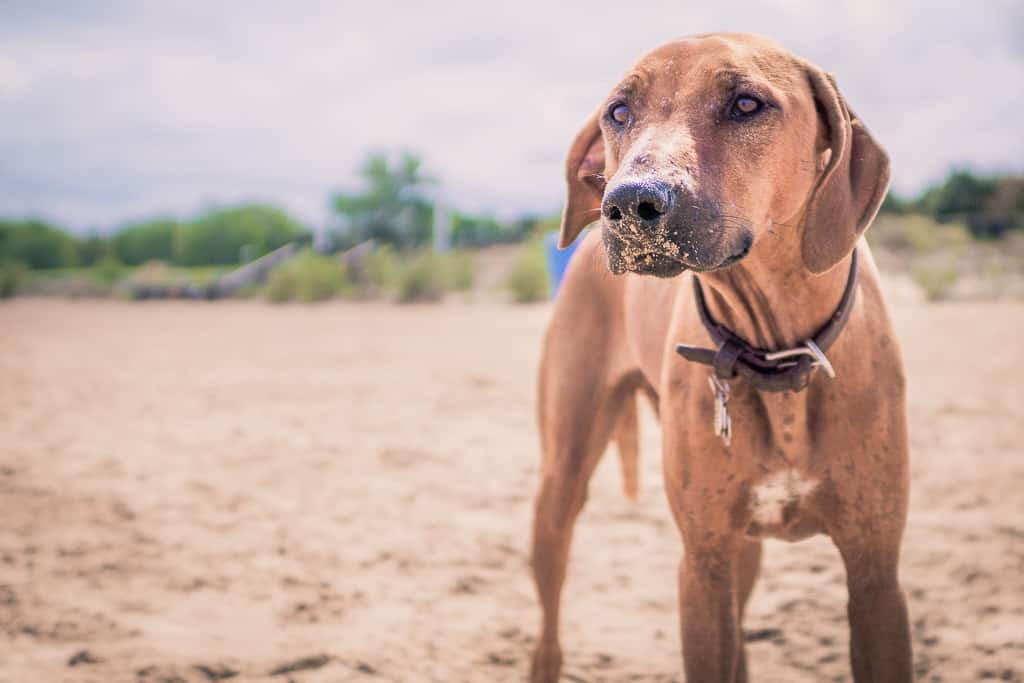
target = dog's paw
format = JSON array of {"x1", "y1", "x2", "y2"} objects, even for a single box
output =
[{"x1": 529, "y1": 642, "x2": 562, "y2": 683}]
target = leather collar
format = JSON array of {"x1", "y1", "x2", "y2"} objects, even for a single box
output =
[{"x1": 675, "y1": 249, "x2": 859, "y2": 393}]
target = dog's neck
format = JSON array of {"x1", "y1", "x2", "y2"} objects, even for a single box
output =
[{"x1": 696, "y1": 244, "x2": 855, "y2": 352}]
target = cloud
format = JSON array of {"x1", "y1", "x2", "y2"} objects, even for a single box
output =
[{"x1": 0, "y1": 0, "x2": 1021, "y2": 231}]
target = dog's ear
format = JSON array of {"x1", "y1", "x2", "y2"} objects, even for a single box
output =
[
  {"x1": 801, "y1": 66, "x2": 890, "y2": 274},
  {"x1": 559, "y1": 110, "x2": 606, "y2": 248}
]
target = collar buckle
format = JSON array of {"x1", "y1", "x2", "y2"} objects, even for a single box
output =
[{"x1": 763, "y1": 339, "x2": 836, "y2": 379}]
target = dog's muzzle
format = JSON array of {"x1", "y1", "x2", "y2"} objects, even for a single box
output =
[{"x1": 600, "y1": 179, "x2": 751, "y2": 276}]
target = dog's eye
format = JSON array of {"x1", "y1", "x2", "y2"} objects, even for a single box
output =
[
  {"x1": 730, "y1": 95, "x2": 764, "y2": 118},
  {"x1": 608, "y1": 102, "x2": 630, "y2": 125}
]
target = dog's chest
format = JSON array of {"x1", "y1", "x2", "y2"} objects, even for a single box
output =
[
  {"x1": 743, "y1": 468, "x2": 821, "y2": 540},
  {"x1": 750, "y1": 469, "x2": 817, "y2": 524}
]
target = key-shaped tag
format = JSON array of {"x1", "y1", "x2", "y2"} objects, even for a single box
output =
[{"x1": 707, "y1": 375, "x2": 732, "y2": 446}]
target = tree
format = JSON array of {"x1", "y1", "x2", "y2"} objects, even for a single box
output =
[
  {"x1": 176, "y1": 204, "x2": 310, "y2": 266},
  {"x1": 76, "y1": 231, "x2": 112, "y2": 266},
  {"x1": 448, "y1": 212, "x2": 543, "y2": 247},
  {"x1": 331, "y1": 152, "x2": 435, "y2": 250},
  {"x1": 915, "y1": 170, "x2": 1023, "y2": 238},
  {"x1": 974, "y1": 176, "x2": 1024, "y2": 238},
  {"x1": 919, "y1": 169, "x2": 996, "y2": 222},
  {"x1": 450, "y1": 212, "x2": 503, "y2": 247},
  {"x1": 112, "y1": 219, "x2": 180, "y2": 265},
  {"x1": 0, "y1": 219, "x2": 78, "y2": 269}
]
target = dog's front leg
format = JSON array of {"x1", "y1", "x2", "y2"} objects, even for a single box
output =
[
  {"x1": 837, "y1": 538, "x2": 913, "y2": 683},
  {"x1": 663, "y1": 393, "x2": 750, "y2": 682},
  {"x1": 677, "y1": 544, "x2": 743, "y2": 683},
  {"x1": 827, "y1": 426, "x2": 913, "y2": 682}
]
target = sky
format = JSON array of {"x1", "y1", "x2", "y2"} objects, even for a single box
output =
[{"x1": 0, "y1": 0, "x2": 1022, "y2": 233}]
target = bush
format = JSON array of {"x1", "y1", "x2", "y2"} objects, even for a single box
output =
[
  {"x1": 363, "y1": 245, "x2": 401, "y2": 292},
  {"x1": 264, "y1": 249, "x2": 350, "y2": 303},
  {"x1": 506, "y1": 238, "x2": 550, "y2": 303},
  {"x1": 912, "y1": 264, "x2": 959, "y2": 301},
  {"x1": 129, "y1": 260, "x2": 176, "y2": 285},
  {"x1": 966, "y1": 212, "x2": 1020, "y2": 240},
  {"x1": 357, "y1": 247, "x2": 473, "y2": 301},
  {"x1": 76, "y1": 233, "x2": 111, "y2": 266},
  {"x1": 0, "y1": 260, "x2": 28, "y2": 298},
  {"x1": 0, "y1": 219, "x2": 78, "y2": 269},
  {"x1": 177, "y1": 205, "x2": 311, "y2": 266},
  {"x1": 94, "y1": 255, "x2": 126, "y2": 284},
  {"x1": 447, "y1": 251, "x2": 476, "y2": 292},
  {"x1": 868, "y1": 215, "x2": 970, "y2": 255},
  {"x1": 919, "y1": 170, "x2": 996, "y2": 222},
  {"x1": 112, "y1": 219, "x2": 180, "y2": 265},
  {"x1": 331, "y1": 152, "x2": 435, "y2": 250},
  {"x1": 397, "y1": 250, "x2": 447, "y2": 303}
]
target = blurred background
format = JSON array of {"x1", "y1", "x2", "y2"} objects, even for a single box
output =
[
  {"x1": 1, "y1": 2, "x2": 1022, "y2": 683},
  {"x1": 1, "y1": 0, "x2": 1023, "y2": 300}
]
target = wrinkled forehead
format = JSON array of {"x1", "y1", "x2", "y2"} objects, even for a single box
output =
[{"x1": 613, "y1": 34, "x2": 803, "y2": 103}]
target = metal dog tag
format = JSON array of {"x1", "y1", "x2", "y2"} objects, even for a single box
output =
[{"x1": 708, "y1": 375, "x2": 732, "y2": 446}]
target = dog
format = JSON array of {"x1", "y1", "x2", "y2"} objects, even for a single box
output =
[{"x1": 530, "y1": 33, "x2": 911, "y2": 682}]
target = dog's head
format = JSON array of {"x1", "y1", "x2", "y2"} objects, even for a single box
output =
[{"x1": 559, "y1": 33, "x2": 889, "y2": 276}]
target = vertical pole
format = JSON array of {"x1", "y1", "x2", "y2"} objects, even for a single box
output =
[{"x1": 433, "y1": 201, "x2": 450, "y2": 253}]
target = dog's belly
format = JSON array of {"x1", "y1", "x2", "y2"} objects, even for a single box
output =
[{"x1": 742, "y1": 469, "x2": 824, "y2": 542}]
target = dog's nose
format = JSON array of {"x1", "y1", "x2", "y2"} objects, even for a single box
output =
[{"x1": 602, "y1": 180, "x2": 671, "y2": 224}]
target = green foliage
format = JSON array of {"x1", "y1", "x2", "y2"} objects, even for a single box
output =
[
  {"x1": 447, "y1": 251, "x2": 476, "y2": 291},
  {"x1": 396, "y1": 250, "x2": 447, "y2": 303},
  {"x1": 22, "y1": 263, "x2": 233, "y2": 298},
  {"x1": 912, "y1": 264, "x2": 959, "y2": 301},
  {"x1": 113, "y1": 219, "x2": 180, "y2": 265},
  {"x1": 177, "y1": 205, "x2": 310, "y2": 266},
  {"x1": 356, "y1": 246, "x2": 473, "y2": 300},
  {"x1": 0, "y1": 260, "x2": 28, "y2": 297},
  {"x1": 332, "y1": 152, "x2": 435, "y2": 250},
  {"x1": 3, "y1": 156, "x2": 1019, "y2": 297},
  {"x1": 94, "y1": 255, "x2": 126, "y2": 284},
  {"x1": 506, "y1": 238, "x2": 550, "y2": 303},
  {"x1": 76, "y1": 232, "x2": 110, "y2": 266},
  {"x1": 868, "y1": 215, "x2": 970, "y2": 255},
  {"x1": 450, "y1": 212, "x2": 502, "y2": 247},
  {"x1": 125, "y1": 260, "x2": 178, "y2": 286},
  {"x1": 177, "y1": 265, "x2": 230, "y2": 286},
  {"x1": 1, "y1": 205, "x2": 311, "y2": 273},
  {"x1": 448, "y1": 213, "x2": 536, "y2": 247},
  {"x1": 106, "y1": 205, "x2": 309, "y2": 268},
  {"x1": 883, "y1": 170, "x2": 1024, "y2": 239},
  {"x1": 918, "y1": 170, "x2": 996, "y2": 222},
  {"x1": 965, "y1": 176, "x2": 1024, "y2": 239},
  {"x1": 22, "y1": 266, "x2": 116, "y2": 298},
  {"x1": 363, "y1": 245, "x2": 401, "y2": 292},
  {"x1": 264, "y1": 249, "x2": 350, "y2": 303},
  {"x1": 0, "y1": 219, "x2": 78, "y2": 269},
  {"x1": 233, "y1": 283, "x2": 263, "y2": 298}
]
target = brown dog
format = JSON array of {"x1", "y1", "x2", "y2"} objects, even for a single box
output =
[{"x1": 530, "y1": 33, "x2": 911, "y2": 682}]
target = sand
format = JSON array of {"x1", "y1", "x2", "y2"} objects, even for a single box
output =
[{"x1": 0, "y1": 296, "x2": 1021, "y2": 682}]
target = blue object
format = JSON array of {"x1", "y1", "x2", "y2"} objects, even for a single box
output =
[{"x1": 544, "y1": 231, "x2": 582, "y2": 297}]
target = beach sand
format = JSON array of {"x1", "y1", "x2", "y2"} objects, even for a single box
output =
[{"x1": 0, "y1": 296, "x2": 1021, "y2": 682}]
